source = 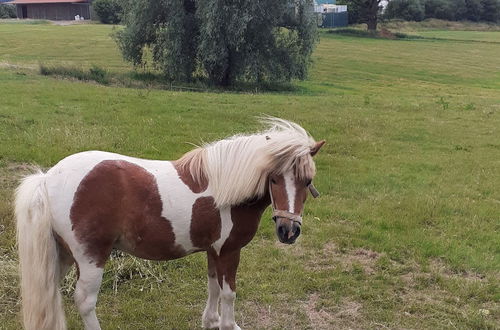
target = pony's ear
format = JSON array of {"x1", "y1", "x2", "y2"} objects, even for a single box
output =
[{"x1": 310, "y1": 140, "x2": 326, "y2": 156}]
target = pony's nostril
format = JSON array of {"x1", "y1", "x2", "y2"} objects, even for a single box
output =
[{"x1": 278, "y1": 225, "x2": 287, "y2": 240}]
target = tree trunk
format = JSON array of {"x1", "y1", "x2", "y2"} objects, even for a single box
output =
[
  {"x1": 220, "y1": 67, "x2": 231, "y2": 87},
  {"x1": 367, "y1": 17, "x2": 377, "y2": 31},
  {"x1": 365, "y1": 0, "x2": 380, "y2": 31},
  {"x1": 220, "y1": 48, "x2": 233, "y2": 87}
]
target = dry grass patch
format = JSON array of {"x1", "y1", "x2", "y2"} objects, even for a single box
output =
[
  {"x1": 304, "y1": 242, "x2": 381, "y2": 275},
  {"x1": 0, "y1": 254, "x2": 19, "y2": 321},
  {"x1": 305, "y1": 293, "x2": 363, "y2": 329},
  {"x1": 239, "y1": 296, "x2": 308, "y2": 330},
  {"x1": 428, "y1": 259, "x2": 486, "y2": 282}
]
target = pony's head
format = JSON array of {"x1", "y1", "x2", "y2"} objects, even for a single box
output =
[
  {"x1": 268, "y1": 139, "x2": 325, "y2": 244},
  {"x1": 179, "y1": 117, "x2": 325, "y2": 243}
]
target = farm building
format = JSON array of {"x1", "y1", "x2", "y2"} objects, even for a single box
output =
[{"x1": 11, "y1": 0, "x2": 92, "y2": 20}]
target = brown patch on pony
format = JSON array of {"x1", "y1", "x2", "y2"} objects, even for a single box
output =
[
  {"x1": 174, "y1": 149, "x2": 208, "y2": 193},
  {"x1": 211, "y1": 196, "x2": 270, "y2": 290},
  {"x1": 271, "y1": 173, "x2": 309, "y2": 216},
  {"x1": 269, "y1": 174, "x2": 289, "y2": 211},
  {"x1": 207, "y1": 248, "x2": 218, "y2": 279},
  {"x1": 70, "y1": 160, "x2": 185, "y2": 267},
  {"x1": 293, "y1": 179, "x2": 308, "y2": 216},
  {"x1": 190, "y1": 197, "x2": 221, "y2": 248}
]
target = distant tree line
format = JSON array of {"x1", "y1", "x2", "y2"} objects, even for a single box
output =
[
  {"x1": 384, "y1": 0, "x2": 500, "y2": 22},
  {"x1": 337, "y1": 0, "x2": 499, "y2": 31}
]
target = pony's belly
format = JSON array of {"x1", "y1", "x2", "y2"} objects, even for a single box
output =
[{"x1": 114, "y1": 235, "x2": 190, "y2": 261}]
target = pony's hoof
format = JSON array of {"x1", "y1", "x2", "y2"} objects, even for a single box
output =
[
  {"x1": 220, "y1": 322, "x2": 241, "y2": 330},
  {"x1": 202, "y1": 314, "x2": 220, "y2": 329}
]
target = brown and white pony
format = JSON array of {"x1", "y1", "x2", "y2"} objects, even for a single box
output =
[{"x1": 15, "y1": 118, "x2": 325, "y2": 330}]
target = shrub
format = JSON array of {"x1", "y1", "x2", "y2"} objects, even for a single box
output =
[
  {"x1": 93, "y1": 0, "x2": 123, "y2": 24},
  {"x1": 0, "y1": 4, "x2": 16, "y2": 18},
  {"x1": 40, "y1": 65, "x2": 110, "y2": 85}
]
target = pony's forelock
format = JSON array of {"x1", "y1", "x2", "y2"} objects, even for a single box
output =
[{"x1": 179, "y1": 118, "x2": 317, "y2": 208}]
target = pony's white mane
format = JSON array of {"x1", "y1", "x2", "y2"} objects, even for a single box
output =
[{"x1": 178, "y1": 118, "x2": 317, "y2": 208}]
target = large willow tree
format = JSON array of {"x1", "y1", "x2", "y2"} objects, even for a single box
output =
[{"x1": 116, "y1": 0, "x2": 316, "y2": 86}]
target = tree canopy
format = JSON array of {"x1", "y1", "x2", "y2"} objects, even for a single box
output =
[
  {"x1": 115, "y1": 0, "x2": 317, "y2": 86},
  {"x1": 93, "y1": 0, "x2": 124, "y2": 24}
]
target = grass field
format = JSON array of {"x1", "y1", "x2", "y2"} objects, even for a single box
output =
[{"x1": 0, "y1": 20, "x2": 499, "y2": 329}]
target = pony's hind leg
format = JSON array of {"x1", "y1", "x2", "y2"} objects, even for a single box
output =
[
  {"x1": 202, "y1": 250, "x2": 221, "y2": 329},
  {"x1": 55, "y1": 234, "x2": 76, "y2": 279},
  {"x1": 74, "y1": 262, "x2": 104, "y2": 330}
]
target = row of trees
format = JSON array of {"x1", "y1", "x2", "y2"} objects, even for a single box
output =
[
  {"x1": 115, "y1": 0, "x2": 317, "y2": 86},
  {"x1": 338, "y1": 0, "x2": 500, "y2": 30},
  {"x1": 385, "y1": 0, "x2": 500, "y2": 22}
]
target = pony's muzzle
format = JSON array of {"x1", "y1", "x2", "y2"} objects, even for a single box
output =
[{"x1": 275, "y1": 217, "x2": 301, "y2": 244}]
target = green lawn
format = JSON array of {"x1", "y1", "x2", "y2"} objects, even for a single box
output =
[
  {"x1": 413, "y1": 30, "x2": 500, "y2": 43},
  {"x1": 0, "y1": 21, "x2": 499, "y2": 329}
]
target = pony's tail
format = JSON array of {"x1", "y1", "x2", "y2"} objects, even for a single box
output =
[{"x1": 15, "y1": 171, "x2": 66, "y2": 330}]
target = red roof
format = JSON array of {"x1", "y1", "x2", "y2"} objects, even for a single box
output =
[{"x1": 11, "y1": 0, "x2": 88, "y2": 3}]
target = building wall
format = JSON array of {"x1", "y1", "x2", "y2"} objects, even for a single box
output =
[
  {"x1": 17, "y1": 3, "x2": 90, "y2": 20},
  {"x1": 320, "y1": 12, "x2": 348, "y2": 28}
]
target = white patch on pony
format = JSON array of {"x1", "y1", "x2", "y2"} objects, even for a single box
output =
[
  {"x1": 220, "y1": 277, "x2": 240, "y2": 330},
  {"x1": 154, "y1": 161, "x2": 211, "y2": 252},
  {"x1": 202, "y1": 275, "x2": 221, "y2": 328},
  {"x1": 212, "y1": 208, "x2": 232, "y2": 255},
  {"x1": 283, "y1": 170, "x2": 296, "y2": 213}
]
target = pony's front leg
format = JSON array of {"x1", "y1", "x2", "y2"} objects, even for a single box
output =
[
  {"x1": 202, "y1": 250, "x2": 221, "y2": 329},
  {"x1": 215, "y1": 249, "x2": 242, "y2": 330}
]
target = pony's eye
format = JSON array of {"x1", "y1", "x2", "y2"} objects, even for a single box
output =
[{"x1": 271, "y1": 178, "x2": 277, "y2": 184}]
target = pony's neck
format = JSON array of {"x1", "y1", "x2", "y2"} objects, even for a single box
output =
[
  {"x1": 237, "y1": 193, "x2": 271, "y2": 211},
  {"x1": 225, "y1": 194, "x2": 271, "y2": 250}
]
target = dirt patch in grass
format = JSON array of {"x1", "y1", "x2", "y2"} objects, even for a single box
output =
[
  {"x1": 379, "y1": 28, "x2": 396, "y2": 40},
  {"x1": 0, "y1": 62, "x2": 37, "y2": 70},
  {"x1": 304, "y1": 242, "x2": 381, "y2": 275},
  {"x1": 305, "y1": 293, "x2": 335, "y2": 328},
  {"x1": 0, "y1": 163, "x2": 40, "y2": 189},
  {"x1": 305, "y1": 293, "x2": 362, "y2": 329},
  {"x1": 240, "y1": 301, "x2": 274, "y2": 329},
  {"x1": 0, "y1": 254, "x2": 20, "y2": 322},
  {"x1": 240, "y1": 295, "x2": 307, "y2": 329},
  {"x1": 429, "y1": 259, "x2": 486, "y2": 282},
  {"x1": 0, "y1": 163, "x2": 38, "y2": 251}
]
